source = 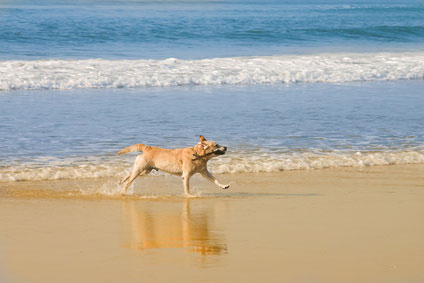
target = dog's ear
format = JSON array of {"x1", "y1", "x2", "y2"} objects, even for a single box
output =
[
  {"x1": 194, "y1": 142, "x2": 208, "y2": 156},
  {"x1": 199, "y1": 135, "x2": 207, "y2": 142},
  {"x1": 201, "y1": 143, "x2": 209, "y2": 149},
  {"x1": 196, "y1": 142, "x2": 209, "y2": 149}
]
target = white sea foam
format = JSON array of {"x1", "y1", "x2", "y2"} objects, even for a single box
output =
[
  {"x1": 210, "y1": 150, "x2": 424, "y2": 173},
  {"x1": 1, "y1": 52, "x2": 424, "y2": 91},
  {"x1": 1, "y1": 150, "x2": 423, "y2": 182}
]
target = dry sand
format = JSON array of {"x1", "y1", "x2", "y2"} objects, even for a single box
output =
[{"x1": 0, "y1": 164, "x2": 423, "y2": 282}]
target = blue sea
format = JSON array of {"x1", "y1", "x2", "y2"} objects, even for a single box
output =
[{"x1": 0, "y1": 0, "x2": 423, "y2": 182}]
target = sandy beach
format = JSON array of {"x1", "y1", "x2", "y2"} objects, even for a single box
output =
[{"x1": 1, "y1": 164, "x2": 423, "y2": 282}]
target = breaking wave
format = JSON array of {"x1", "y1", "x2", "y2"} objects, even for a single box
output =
[
  {"x1": 1, "y1": 150, "x2": 423, "y2": 182},
  {"x1": 1, "y1": 52, "x2": 424, "y2": 91}
]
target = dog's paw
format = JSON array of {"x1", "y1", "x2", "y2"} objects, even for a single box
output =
[{"x1": 222, "y1": 185, "x2": 230, "y2": 190}]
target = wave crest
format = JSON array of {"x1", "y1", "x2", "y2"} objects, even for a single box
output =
[{"x1": 1, "y1": 52, "x2": 424, "y2": 91}]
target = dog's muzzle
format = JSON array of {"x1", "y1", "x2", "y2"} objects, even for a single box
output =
[{"x1": 213, "y1": 146, "x2": 227, "y2": 155}]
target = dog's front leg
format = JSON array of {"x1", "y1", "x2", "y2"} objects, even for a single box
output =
[
  {"x1": 201, "y1": 170, "x2": 229, "y2": 190},
  {"x1": 182, "y1": 173, "x2": 194, "y2": 197}
]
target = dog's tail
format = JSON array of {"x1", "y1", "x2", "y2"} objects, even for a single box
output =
[{"x1": 117, "y1": 144, "x2": 147, "y2": 155}]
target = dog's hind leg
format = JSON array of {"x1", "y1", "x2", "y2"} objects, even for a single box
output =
[
  {"x1": 120, "y1": 155, "x2": 151, "y2": 195},
  {"x1": 120, "y1": 172, "x2": 131, "y2": 185},
  {"x1": 121, "y1": 168, "x2": 151, "y2": 195}
]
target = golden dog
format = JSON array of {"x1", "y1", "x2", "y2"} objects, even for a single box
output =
[{"x1": 118, "y1": 136, "x2": 229, "y2": 196}]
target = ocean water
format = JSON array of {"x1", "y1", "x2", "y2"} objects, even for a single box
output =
[{"x1": 1, "y1": 0, "x2": 423, "y2": 182}]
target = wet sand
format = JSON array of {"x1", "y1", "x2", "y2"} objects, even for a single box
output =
[{"x1": 1, "y1": 164, "x2": 423, "y2": 282}]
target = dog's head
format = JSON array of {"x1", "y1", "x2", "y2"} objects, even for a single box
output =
[{"x1": 194, "y1": 135, "x2": 227, "y2": 160}]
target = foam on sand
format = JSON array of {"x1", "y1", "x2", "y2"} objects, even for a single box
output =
[{"x1": 1, "y1": 149, "x2": 423, "y2": 182}]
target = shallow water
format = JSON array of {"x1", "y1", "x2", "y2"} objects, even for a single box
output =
[{"x1": 1, "y1": 81, "x2": 423, "y2": 181}]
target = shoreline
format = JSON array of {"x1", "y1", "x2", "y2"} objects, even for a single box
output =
[
  {"x1": 1, "y1": 163, "x2": 423, "y2": 199},
  {"x1": 1, "y1": 164, "x2": 423, "y2": 282}
]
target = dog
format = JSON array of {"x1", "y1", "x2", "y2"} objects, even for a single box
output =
[{"x1": 118, "y1": 136, "x2": 229, "y2": 196}]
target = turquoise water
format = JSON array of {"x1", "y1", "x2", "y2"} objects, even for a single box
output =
[
  {"x1": 0, "y1": 0, "x2": 423, "y2": 181},
  {"x1": 1, "y1": 0, "x2": 424, "y2": 59}
]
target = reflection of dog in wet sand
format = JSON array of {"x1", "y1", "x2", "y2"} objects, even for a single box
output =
[
  {"x1": 123, "y1": 199, "x2": 227, "y2": 255},
  {"x1": 118, "y1": 136, "x2": 229, "y2": 196}
]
